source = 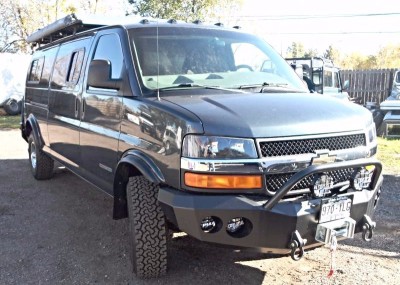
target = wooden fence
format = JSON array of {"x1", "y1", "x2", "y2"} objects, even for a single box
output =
[{"x1": 340, "y1": 69, "x2": 398, "y2": 104}]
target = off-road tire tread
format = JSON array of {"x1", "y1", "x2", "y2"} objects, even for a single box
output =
[
  {"x1": 28, "y1": 134, "x2": 54, "y2": 180},
  {"x1": 127, "y1": 176, "x2": 167, "y2": 278}
]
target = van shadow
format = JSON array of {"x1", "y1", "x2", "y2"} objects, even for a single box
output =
[{"x1": 162, "y1": 234, "x2": 270, "y2": 285}]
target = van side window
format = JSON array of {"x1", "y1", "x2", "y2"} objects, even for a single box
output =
[
  {"x1": 51, "y1": 38, "x2": 90, "y2": 89},
  {"x1": 67, "y1": 50, "x2": 84, "y2": 83},
  {"x1": 28, "y1": 57, "x2": 44, "y2": 82},
  {"x1": 93, "y1": 34, "x2": 123, "y2": 79},
  {"x1": 40, "y1": 47, "x2": 58, "y2": 86},
  {"x1": 52, "y1": 52, "x2": 70, "y2": 88}
]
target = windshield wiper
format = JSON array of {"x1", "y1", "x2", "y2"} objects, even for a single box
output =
[
  {"x1": 157, "y1": 83, "x2": 245, "y2": 93},
  {"x1": 238, "y1": 82, "x2": 304, "y2": 93},
  {"x1": 158, "y1": 83, "x2": 207, "y2": 91},
  {"x1": 239, "y1": 82, "x2": 287, "y2": 89}
]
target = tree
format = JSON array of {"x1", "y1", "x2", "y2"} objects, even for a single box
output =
[
  {"x1": 0, "y1": 0, "x2": 77, "y2": 53},
  {"x1": 286, "y1": 42, "x2": 305, "y2": 58},
  {"x1": 323, "y1": 45, "x2": 341, "y2": 65},
  {"x1": 0, "y1": 0, "x2": 110, "y2": 53},
  {"x1": 127, "y1": 0, "x2": 242, "y2": 22},
  {"x1": 304, "y1": 48, "x2": 318, "y2": 58},
  {"x1": 376, "y1": 44, "x2": 400, "y2": 69}
]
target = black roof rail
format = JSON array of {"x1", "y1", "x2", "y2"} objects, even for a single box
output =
[
  {"x1": 214, "y1": 22, "x2": 224, "y2": 27},
  {"x1": 233, "y1": 26, "x2": 241, "y2": 29},
  {"x1": 167, "y1": 19, "x2": 177, "y2": 24},
  {"x1": 26, "y1": 14, "x2": 104, "y2": 45},
  {"x1": 192, "y1": 20, "x2": 203, "y2": 25}
]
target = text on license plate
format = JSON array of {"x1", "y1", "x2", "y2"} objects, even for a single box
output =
[{"x1": 319, "y1": 198, "x2": 352, "y2": 223}]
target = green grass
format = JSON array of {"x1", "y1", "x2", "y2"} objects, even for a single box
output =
[
  {"x1": 377, "y1": 137, "x2": 400, "y2": 175},
  {"x1": 0, "y1": 115, "x2": 21, "y2": 129}
]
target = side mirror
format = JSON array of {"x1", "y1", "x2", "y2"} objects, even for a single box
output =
[
  {"x1": 87, "y1": 59, "x2": 121, "y2": 90},
  {"x1": 343, "y1": 80, "x2": 350, "y2": 90}
]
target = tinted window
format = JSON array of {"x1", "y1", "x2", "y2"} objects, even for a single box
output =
[
  {"x1": 93, "y1": 34, "x2": 123, "y2": 79},
  {"x1": 52, "y1": 51, "x2": 70, "y2": 88},
  {"x1": 40, "y1": 47, "x2": 58, "y2": 86},
  {"x1": 28, "y1": 57, "x2": 44, "y2": 82},
  {"x1": 51, "y1": 37, "x2": 90, "y2": 89},
  {"x1": 67, "y1": 50, "x2": 84, "y2": 83}
]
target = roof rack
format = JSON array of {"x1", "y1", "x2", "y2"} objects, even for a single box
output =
[{"x1": 26, "y1": 14, "x2": 105, "y2": 45}]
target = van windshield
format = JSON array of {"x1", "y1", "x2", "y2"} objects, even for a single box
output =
[{"x1": 129, "y1": 26, "x2": 307, "y2": 93}]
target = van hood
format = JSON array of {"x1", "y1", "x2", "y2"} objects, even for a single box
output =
[{"x1": 164, "y1": 92, "x2": 373, "y2": 138}]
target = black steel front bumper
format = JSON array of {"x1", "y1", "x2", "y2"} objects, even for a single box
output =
[{"x1": 158, "y1": 159, "x2": 383, "y2": 253}]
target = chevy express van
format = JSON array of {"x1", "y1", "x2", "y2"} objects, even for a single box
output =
[{"x1": 21, "y1": 14, "x2": 383, "y2": 278}]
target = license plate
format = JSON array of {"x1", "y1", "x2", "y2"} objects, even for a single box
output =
[{"x1": 319, "y1": 197, "x2": 352, "y2": 223}]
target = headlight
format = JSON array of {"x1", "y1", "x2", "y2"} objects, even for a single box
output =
[{"x1": 182, "y1": 135, "x2": 258, "y2": 159}]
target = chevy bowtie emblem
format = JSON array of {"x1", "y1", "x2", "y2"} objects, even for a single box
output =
[{"x1": 311, "y1": 151, "x2": 336, "y2": 165}]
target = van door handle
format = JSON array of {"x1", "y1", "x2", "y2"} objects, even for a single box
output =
[
  {"x1": 82, "y1": 98, "x2": 86, "y2": 119},
  {"x1": 75, "y1": 97, "x2": 79, "y2": 117}
]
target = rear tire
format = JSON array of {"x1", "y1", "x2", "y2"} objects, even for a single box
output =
[
  {"x1": 126, "y1": 176, "x2": 167, "y2": 278},
  {"x1": 28, "y1": 134, "x2": 54, "y2": 180}
]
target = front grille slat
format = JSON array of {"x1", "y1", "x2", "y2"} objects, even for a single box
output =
[
  {"x1": 259, "y1": 134, "x2": 366, "y2": 157},
  {"x1": 265, "y1": 168, "x2": 354, "y2": 195}
]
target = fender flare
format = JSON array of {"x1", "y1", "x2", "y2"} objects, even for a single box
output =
[
  {"x1": 112, "y1": 150, "x2": 165, "y2": 219},
  {"x1": 25, "y1": 114, "x2": 44, "y2": 149},
  {"x1": 117, "y1": 150, "x2": 165, "y2": 185}
]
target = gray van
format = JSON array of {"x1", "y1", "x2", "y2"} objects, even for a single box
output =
[{"x1": 21, "y1": 14, "x2": 383, "y2": 278}]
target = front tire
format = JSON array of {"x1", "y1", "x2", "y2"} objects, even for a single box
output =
[
  {"x1": 28, "y1": 134, "x2": 54, "y2": 180},
  {"x1": 126, "y1": 176, "x2": 167, "y2": 278}
]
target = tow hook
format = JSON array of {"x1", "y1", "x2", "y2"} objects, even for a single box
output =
[
  {"x1": 362, "y1": 215, "x2": 376, "y2": 242},
  {"x1": 289, "y1": 230, "x2": 307, "y2": 261}
]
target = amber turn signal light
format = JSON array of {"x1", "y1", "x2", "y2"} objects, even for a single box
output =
[{"x1": 184, "y1": 172, "x2": 262, "y2": 189}]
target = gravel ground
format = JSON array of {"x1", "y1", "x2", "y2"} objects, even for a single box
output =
[{"x1": 0, "y1": 129, "x2": 399, "y2": 284}]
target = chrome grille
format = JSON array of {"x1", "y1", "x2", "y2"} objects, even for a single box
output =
[
  {"x1": 259, "y1": 134, "x2": 366, "y2": 157},
  {"x1": 265, "y1": 168, "x2": 354, "y2": 195}
]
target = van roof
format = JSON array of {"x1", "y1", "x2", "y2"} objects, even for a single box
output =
[{"x1": 26, "y1": 13, "x2": 236, "y2": 46}]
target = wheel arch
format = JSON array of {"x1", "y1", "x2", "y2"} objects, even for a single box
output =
[
  {"x1": 24, "y1": 115, "x2": 44, "y2": 148},
  {"x1": 113, "y1": 150, "x2": 165, "y2": 219}
]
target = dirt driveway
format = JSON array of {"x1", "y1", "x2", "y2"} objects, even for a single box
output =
[{"x1": 0, "y1": 129, "x2": 399, "y2": 285}]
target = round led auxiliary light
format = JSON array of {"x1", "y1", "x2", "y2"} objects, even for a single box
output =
[
  {"x1": 311, "y1": 174, "x2": 334, "y2": 198},
  {"x1": 352, "y1": 167, "x2": 374, "y2": 191}
]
